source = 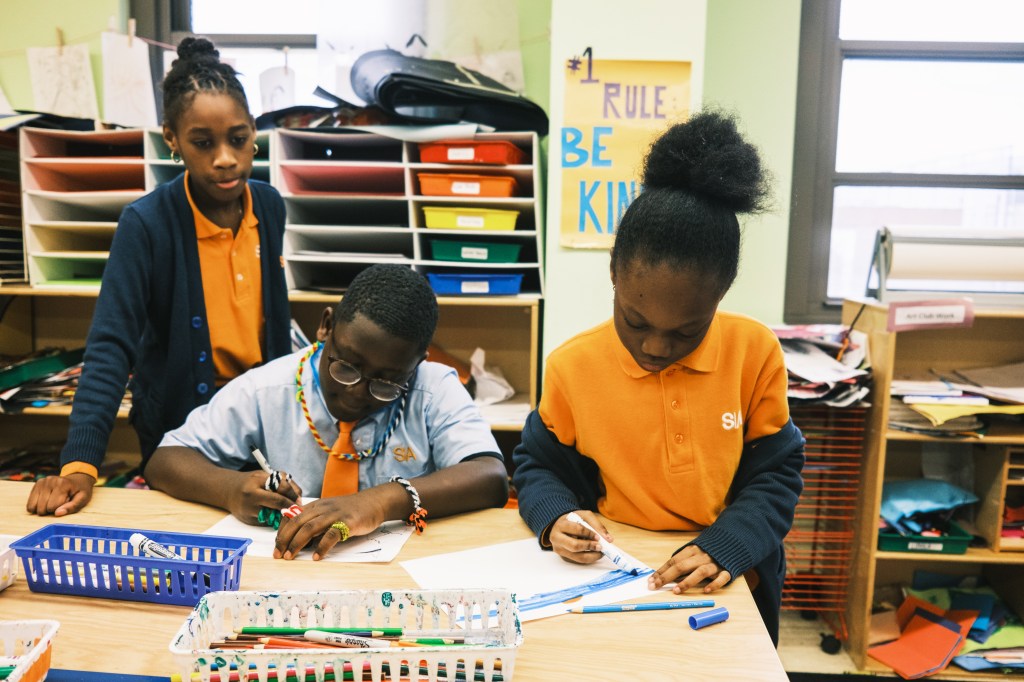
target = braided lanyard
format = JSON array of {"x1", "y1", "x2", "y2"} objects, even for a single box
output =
[{"x1": 295, "y1": 341, "x2": 406, "y2": 461}]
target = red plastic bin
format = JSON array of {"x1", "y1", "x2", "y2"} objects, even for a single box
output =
[{"x1": 419, "y1": 140, "x2": 526, "y2": 165}]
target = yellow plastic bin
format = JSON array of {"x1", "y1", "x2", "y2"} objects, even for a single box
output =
[{"x1": 423, "y1": 206, "x2": 519, "y2": 231}]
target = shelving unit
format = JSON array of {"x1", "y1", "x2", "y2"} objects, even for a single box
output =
[
  {"x1": 841, "y1": 299, "x2": 1024, "y2": 679},
  {"x1": 2, "y1": 126, "x2": 543, "y2": 466},
  {"x1": 20, "y1": 128, "x2": 145, "y2": 288},
  {"x1": 274, "y1": 129, "x2": 544, "y2": 297}
]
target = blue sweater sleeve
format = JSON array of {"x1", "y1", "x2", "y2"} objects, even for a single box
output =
[
  {"x1": 687, "y1": 419, "x2": 805, "y2": 581},
  {"x1": 512, "y1": 410, "x2": 602, "y2": 540},
  {"x1": 60, "y1": 205, "x2": 154, "y2": 468}
]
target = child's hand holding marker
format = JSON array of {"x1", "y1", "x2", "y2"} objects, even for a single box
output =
[
  {"x1": 250, "y1": 447, "x2": 302, "y2": 499},
  {"x1": 228, "y1": 469, "x2": 302, "y2": 527},
  {"x1": 548, "y1": 510, "x2": 641, "y2": 574},
  {"x1": 565, "y1": 511, "x2": 642, "y2": 574}
]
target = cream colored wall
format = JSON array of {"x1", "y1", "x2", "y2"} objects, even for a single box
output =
[{"x1": 0, "y1": 1, "x2": 126, "y2": 113}]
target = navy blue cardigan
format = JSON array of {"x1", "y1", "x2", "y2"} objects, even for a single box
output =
[
  {"x1": 512, "y1": 410, "x2": 805, "y2": 646},
  {"x1": 60, "y1": 174, "x2": 291, "y2": 469}
]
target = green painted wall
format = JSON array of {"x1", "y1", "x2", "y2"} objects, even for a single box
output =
[
  {"x1": 704, "y1": 0, "x2": 801, "y2": 325},
  {"x1": 0, "y1": 1, "x2": 126, "y2": 113}
]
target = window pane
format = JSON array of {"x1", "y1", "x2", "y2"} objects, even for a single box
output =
[
  {"x1": 839, "y1": 0, "x2": 1024, "y2": 42},
  {"x1": 163, "y1": 48, "x2": 329, "y2": 114},
  {"x1": 191, "y1": 0, "x2": 320, "y2": 35},
  {"x1": 826, "y1": 186, "x2": 1024, "y2": 300},
  {"x1": 836, "y1": 59, "x2": 1024, "y2": 175}
]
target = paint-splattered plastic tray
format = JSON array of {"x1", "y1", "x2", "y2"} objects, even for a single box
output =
[
  {"x1": 0, "y1": 620, "x2": 60, "y2": 682},
  {"x1": 170, "y1": 589, "x2": 522, "y2": 682}
]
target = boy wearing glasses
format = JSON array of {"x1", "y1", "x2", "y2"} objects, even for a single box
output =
[{"x1": 144, "y1": 264, "x2": 509, "y2": 560}]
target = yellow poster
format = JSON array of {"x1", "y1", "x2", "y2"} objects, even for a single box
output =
[{"x1": 560, "y1": 56, "x2": 691, "y2": 249}]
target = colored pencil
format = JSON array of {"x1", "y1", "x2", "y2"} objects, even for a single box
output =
[{"x1": 570, "y1": 599, "x2": 714, "y2": 613}]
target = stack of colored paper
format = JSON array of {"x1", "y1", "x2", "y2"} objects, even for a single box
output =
[{"x1": 867, "y1": 596, "x2": 976, "y2": 679}]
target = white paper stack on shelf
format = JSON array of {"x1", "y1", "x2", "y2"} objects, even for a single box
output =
[{"x1": 772, "y1": 324, "x2": 871, "y2": 407}]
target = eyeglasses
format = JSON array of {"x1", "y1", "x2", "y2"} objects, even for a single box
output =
[{"x1": 326, "y1": 355, "x2": 409, "y2": 402}]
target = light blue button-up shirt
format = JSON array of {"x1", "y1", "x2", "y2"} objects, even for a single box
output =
[{"x1": 159, "y1": 346, "x2": 501, "y2": 496}]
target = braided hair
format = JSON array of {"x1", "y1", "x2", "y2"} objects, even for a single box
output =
[
  {"x1": 162, "y1": 37, "x2": 250, "y2": 130},
  {"x1": 611, "y1": 110, "x2": 772, "y2": 298},
  {"x1": 333, "y1": 265, "x2": 439, "y2": 354}
]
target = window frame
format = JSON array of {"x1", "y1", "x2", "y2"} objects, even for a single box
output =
[
  {"x1": 784, "y1": 0, "x2": 1024, "y2": 323},
  {"x1": 130, "y1": 0, "x2": 317, "y2": 119}
]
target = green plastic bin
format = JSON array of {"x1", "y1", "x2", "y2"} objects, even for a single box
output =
[
  {"x1": 877, "y1": 521, "x2": 972, "y2": 554},
  {"x1": 430, "y1": 240, "x2": 522, "y2": 263}
]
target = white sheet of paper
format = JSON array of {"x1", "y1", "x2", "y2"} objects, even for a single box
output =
[
  {"x1": 101, "y1": 31, "x2": 157, "y2": 127},
  {"x1": 401, "y1": 538, "x2": 668, "y2": 621},
  {"x1": 259, "y1": 66, "x2": 296, "y2": 113},
  {"x1": 203, "y1": 499, "x2": 413, "y2": 562},
  {"x1": 27, "y1": 43, "x2": 99, "y2": 120},
  {"x1": 781, "y1": 339, "x2": 868, "y2": 383}
]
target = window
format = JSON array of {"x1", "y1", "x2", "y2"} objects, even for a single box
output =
[
  {"x1": 132, "y1": 0, "x2": 329, "y2": 116},
  {"x1": 784, "y1": 0, "x2": 1024, "y2": 322}
]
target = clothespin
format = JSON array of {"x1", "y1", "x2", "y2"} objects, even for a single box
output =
[
  {"x1": 283, "y1": 46, "x2": 289, "y2": 73},
  {"x1": 56, "y1": 28, "x2": 65, "y2": 56},
  {"x1": 128, "y1": 18, "x2": 136, "y2": 47}
]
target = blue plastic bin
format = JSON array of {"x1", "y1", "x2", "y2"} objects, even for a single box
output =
[
  {"x1": 426, "y1": 273, "x2": 524, "y2": 295},
  {"x1": 10, "y1": 524, "x2": 250, "y2": 606}
]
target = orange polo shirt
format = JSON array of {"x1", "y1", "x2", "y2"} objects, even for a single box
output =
[
  {"x1": 185, "y1": 172, "x2": 264, "y2": 386},
  {"x1": 538, "y1": 311, "x2": 789, "y2": 531}
]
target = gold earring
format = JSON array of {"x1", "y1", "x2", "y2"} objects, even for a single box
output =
[
  {"x1": 253, "y1": 142, "x2": 260, "y2": 155},
  {"x1": 170, "y1": 150, "x2": 181, "y2": 164}
]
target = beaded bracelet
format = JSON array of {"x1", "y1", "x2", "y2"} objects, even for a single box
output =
[{"x1": 389, "y1": 476, "x2": 428, "y2": 534}]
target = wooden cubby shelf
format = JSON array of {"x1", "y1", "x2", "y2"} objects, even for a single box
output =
[{"x1": 842, "y1": 299, "x2": 1024, "y2": 679}]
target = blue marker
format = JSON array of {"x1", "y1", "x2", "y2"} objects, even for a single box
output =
[
  {"x1": 567, "y1": 511, "x2": 642, "y2": 575},
  {"x1": 571, "y1": 600, "x2": 714, "y2": 614}
]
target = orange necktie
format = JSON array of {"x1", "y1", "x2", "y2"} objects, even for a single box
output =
[{"x1": 321, "y1": 421, "x2": 360, "y2": 497}]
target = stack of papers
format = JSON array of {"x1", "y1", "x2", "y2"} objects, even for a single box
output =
[
  {"x1": 895, "y1": 362, "x2": 1024, "y2": 429},
  {"x1": 868, "y1": 595, "x2": 977, "y2": 679},
  {"x1": 772, "y1": 325, "x2": 871, "y2": 407}
]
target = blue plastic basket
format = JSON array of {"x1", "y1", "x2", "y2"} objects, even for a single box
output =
[
  {"x1": 10, "y1": 524, "x2": 250, "y2": 606},
  {"x1": 426, "y1": 272, "x2": 523, "y2": 295}
]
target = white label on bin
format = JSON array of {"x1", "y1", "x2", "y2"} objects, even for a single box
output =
[
  {"x1": 461, "y1": 280, "x2": 490, "y2": 293},
  {"x1": 461, "y1": 247, "x2": 489, "y2": 260},
  {"x1": 447, "y1": 147, "x2": 475, "y2": 161},
  {"x1": 456, "y1": 215, "x2": 486, "y2": 228},
  {"x1": 451, "y1": 181, "x2": 481, "y2": 195},
  {"x1": 907, "y1": 541, "x2": 943, "y2": 551}
]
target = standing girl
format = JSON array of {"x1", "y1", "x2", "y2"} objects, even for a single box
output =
[
  {"x1": 512, "y1": 111, "x2": 805, "y2": 645},
  {"x1": 27, "y1": 37, "x2": 292, "y2": 516}
]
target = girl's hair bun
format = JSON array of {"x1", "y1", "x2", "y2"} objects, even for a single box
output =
[
  {"x1": 176, "y1": 36, "x2": 220, "y2": 64},
  {"x1": 642, "y1": 110, "x2": 770, "y2": 214}
]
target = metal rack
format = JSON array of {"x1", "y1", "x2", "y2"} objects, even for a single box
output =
[{"x1": 782, "y1": 404, "x2": 867, "y2": 653}]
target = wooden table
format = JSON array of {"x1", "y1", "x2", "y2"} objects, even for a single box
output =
[{"x1": 0, "y1": 481, "x2": 787, "y2": 680}]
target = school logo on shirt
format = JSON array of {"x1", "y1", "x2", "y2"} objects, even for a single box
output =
[
  {"x1": 255, "y1": 244, "x2": 261, "y2": 258},
  {"x1": 721, "y1": 411, "x2": 744, "y2": 431},
  {"x1": 393, "y1": 446, "x2": 418, "y2": 462}
]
